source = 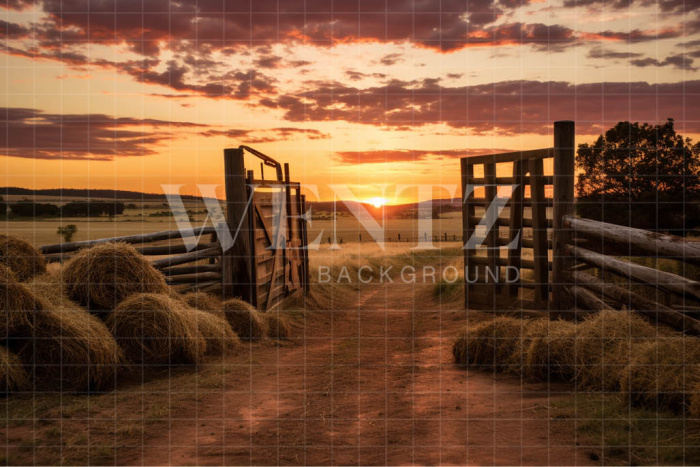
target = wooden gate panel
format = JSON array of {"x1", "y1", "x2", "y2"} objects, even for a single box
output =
[{"x1": 224, "y1": 146, "x2": 309, "y2": 311}]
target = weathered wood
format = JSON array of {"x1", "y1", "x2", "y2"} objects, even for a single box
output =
[
  {"x1": 484, "y1": 162, "x2": 499, "y2": 305},
  {"x1": 165, "y1": 272, "x2": 222, "y2": 284},
  {"x1": 137, "y1": 243, "x2": 217, "y2": 256},
  {"x1": 469, "y1": 255, "x2": 551, "y2": 270},
  {"x1": 40, "y1": 226, "x2": 216, "y2": 254},
  {"x1": 529, "y1": 158, "x2": 550, "y2": 305},
  {"x1": 566, "y1": 285, "x2": 609, "y2": 312},
  {"x1": 565, "y1": 215, "x2": 700, "y2": 266},
  {"x1": 465, "y1": 148, "x2": 553, "y2": 165},
  {"x1": 570, "y1": 270, "x2": 700, "y2": 336},
  {"x1": 552, "y1": 120, "x2": 576, "y2": 311},
  {"x1": 151, "y1": 245, "x2": 222, "y2": 270},
  {"x1": 507, "y1": 160, "x2": 525, "y2": 298},
  {"x1": 222, "y1": 148, "x2": 253, "y2": 302},
  {"x1": 566, "y1": 245, "x2": 700, "y2": 302},
  {"x1": 461, "y1": 158, "x2": 476, "y2": 309},
  {"x1": 301, "y1": 194, "x2": 310, "y2": 293},
  {"x1": 466, "y1": 198, "x2": 552, "y2": 207},
  {"x1": 468, "y1": 216, "x2": 553, "y2": 228},
  {"x1": 161, "y1": 264, "x2": 221, "y2": 276},
  {"x1": 468, "y1": 175, "x2": 554, "y2": 186}
]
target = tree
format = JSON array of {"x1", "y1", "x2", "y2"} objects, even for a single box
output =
[
  {"x1": 576, "y1": 119, "x2": 700, "y2": 234},
  {"x1": 57, "y1": 225, "x2": 78, "y2": 242}
]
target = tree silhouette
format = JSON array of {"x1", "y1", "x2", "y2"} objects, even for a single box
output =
[
  {"x1": 576, "y1": 119, "x2": 700, "y2": 234},
  {"x1": 57, "y1": 225, "x2": 78, "y2": 242}
]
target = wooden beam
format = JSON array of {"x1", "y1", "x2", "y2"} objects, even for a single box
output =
[
  {"x1": 222, "y1": 148, "x2": 253, "y2": 302},
  {"x1": 151, "y1": 246, "x2": 222, "y2": 269},
  {"x1": 529, "y1": 157, "x2": 550, "y2": 306},
  {"x1": 507, "y1": 160, "x2": 524, "y2": 298},
  {"x1": 566, "y1": 285, "x2": 609, "y2": 312},
  {"x1": 161, "y1": 264, "x2": 221, "y2": 276},
  {"x1": 461, "y1": 158, "x2": 476, "y2": 309},
  {"x1": 552, "y1": 120, "x2": 576, "y2": 311},
  {"x1": 462, "y1": 148, "x2": 553, "y2": 166},
  {"x1": 40, "y1": 226, "x2": 216, "y2": 254},
  {"x1": 570, "y1": 270, "x2": 700, "y2": 336},
  {"x1": 165, "y1": 272, "x2": 223, "y2": 284},
  {"x1": 566, "y1": 245, "x2": 700, "y2": 302},
  {"x1": 564, "y1": 215, "x2": 700, "y2": 266}
]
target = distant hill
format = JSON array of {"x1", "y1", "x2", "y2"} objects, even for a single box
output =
[{"x1": 0, "y1": 187, "x2": 211, "y2": 201}]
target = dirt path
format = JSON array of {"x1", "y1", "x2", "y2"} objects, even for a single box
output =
[{"x1": 128, "y1": 282, "x2": 591, "y2": 465}]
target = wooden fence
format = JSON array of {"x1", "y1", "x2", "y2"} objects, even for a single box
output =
[
  {"x1": 460, "y1": 120, "x2": 700, "y2": 335},
  {"x1": 39, "y1": 146, "x2": 309, "y2": 312},
  {"x1": 460, "y1": 121, "x2": 574, "y2": 310}
]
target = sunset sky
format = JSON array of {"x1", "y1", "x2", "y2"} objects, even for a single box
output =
[{"x1": 1, "y1": 0, "x2": 699, "y2": 203}]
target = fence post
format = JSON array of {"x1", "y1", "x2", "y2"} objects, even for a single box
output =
[
  {"x1": 223, "y1": 148, "x2": 253, "y2": 303},
  {"x1": 552, "y1": 121, "x2": 576, "y2": 311}
]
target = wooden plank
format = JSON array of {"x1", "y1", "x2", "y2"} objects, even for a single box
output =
[
  {"x1": 566, "y1": 245, "x2": 700, "y2": 302},
  {"x1": 151, "y1": 245, "x2": 222, "y2": 269},
  {"x1": 161, "y1": 264, "x2": 221, "y2": 276},
  {"x1": 566, "y1": 285, "x2": 609, "y2": 312},
  {"x1": 565, "y1": 215, "x2": 700, "y2": 266},
  {"x1": 165, "y1": 272, "x2": 222, "y2": 284},
  {"x1": 570, "y1": 271, "x2": 700, "y2": 336},
  {"x1": 529, "y1": 158, "x2": 550, "y2": 306},
  {"x1": 552, "y1": 120, "x2": 576, "y2": 311},
  {"x1": 468, "y1": 175, "x2": 554, "y2": 186},
  {"x1": 461, "y1": 158, "x2": 476, "y2": 309},
  {"x1": 484, "y1": 162, "x2": 499, "y2": 306},
  {"x1": 467, "y1": 256, "x2": 551, "y2": 270},
  {"x1": 463, "y1": 198, "x2": 552, "y2": 207},
  {"x1": 463, "y1": 148, "x2": 553, "y2": 166},
  {"x1": 507, "y1": 160, "x2": 525, "y2": 298},
  {"x1": 222, "y1": 148, "x2": 253, "y2": 302},
  {"x1": 40, "y1": 226, "x2": 216, "y2": 254},
  {"x1": 469, "y1": 216, "x2": 553, "y2": 228}
]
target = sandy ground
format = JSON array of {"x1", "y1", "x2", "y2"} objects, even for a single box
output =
[{"x1": 113, "y1": 280, "x2": 591, "y2": 466}]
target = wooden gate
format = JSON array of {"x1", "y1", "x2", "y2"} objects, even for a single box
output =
[
  {"x1": 222, "y1": 146, "x2": 309, "y2": 311},
  {"x1": 460, "y1": 121, "x2": 575, "y2": 310}
]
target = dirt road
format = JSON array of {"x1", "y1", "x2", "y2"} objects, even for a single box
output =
[{"x1": 121, "y1": 280, "x2": 590, "y2": 466}]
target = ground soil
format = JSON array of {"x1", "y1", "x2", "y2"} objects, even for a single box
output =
[{"x1": 110, "y1": 280, "x2": 592, "y2": 466}]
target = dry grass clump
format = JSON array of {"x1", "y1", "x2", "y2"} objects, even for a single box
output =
[
  {"x1": 0, "y1": 345, "x2": 29, "y2": 393},
  {"x1": 222, "y1": 299, "x2": 268, "y2": 341},
  {"x1": 182, "y1": 291, "x2": 223, "y2": 317},
  {"x1": 524, "y1": 319, "x2": 578, "y2": 381},
  {"x1": 453, "y1": 317, "x2": 530, "y2": 371},
  {"x1": 265, "y1": 312, "x2": 291, "y2": 340},
  {"x1": 106, "y1": 293, "x2": 205, "y2": 365},
  {"x1": 9, "y1": 306, "x2": 124, "y2": 392},
  {"x1": 572, "y1": 310, "x2": 659, "y2": 391},
  {"x1": 0, "y1": 268, "x2": 45, "y2": 339},
  {"x1": 190, "y1": 308, "x2": 240, "y2": 356},
  {"x1": 621, "y1": 337, "x2": 700, "y2": 413},
  {"x1": 0, "y1": 234, "x2": 46, "y2": 281},
  {"x1": 62, "y1": 243, "x2": 168, "y2": 310}
]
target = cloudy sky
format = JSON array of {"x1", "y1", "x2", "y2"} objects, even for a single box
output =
[{"x1": 1, "y1": 0, "x2": 698, "y2": 202}]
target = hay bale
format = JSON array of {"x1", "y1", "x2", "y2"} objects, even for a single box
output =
[
  {"x1": 0, "y1": 234, "x2": 46, "y2": 281},
  {"x1": 524, "y1": 319, "x2": 578, "y2": 381},
  {"x1": 573, "y1": 310, "x2": 659, "y2": 391},
  {"x1": 452, "y1": 317, "x2": 528, "y2": 370},
  {"x1": 0, "y1": 267, "x2": 45, "y2": 339},
  {"x1": 189, "y1": 308, "x2": 240, "y2": 356},
  {"x1": 0, "y1": 345, "x2": 29, "y2": 393},
  {"x1": 620, "y1": 337, "x2": 700, "y2": 413},
  {"x1": 688, "y1": 382, "x2": 700, "y2": 419},
  {"x1": 222, "y1": 299, "x2": 268, "y2": 341},
  {"x1": 8, "y1": 306, "x2": 124, "y2": 392},
  {"x1": 265, "y1": 312, "x2": 291, "y2": 340},
  {"x1": 106, "y1": 293, "x2": 205, "y2": 365},
  {"x1": 62, "y1": 243, "x2": 168, "y2": 311},
  {"x1": 182, "y1": 291, "x2": 223, "y2": 318}
]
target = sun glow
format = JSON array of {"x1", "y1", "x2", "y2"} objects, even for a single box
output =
[{"x1": 367, "y1": 197, "x2": 388, "y2": 208}]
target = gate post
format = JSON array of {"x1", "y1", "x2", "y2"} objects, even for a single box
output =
[
  {"x1": 552, "y1": 121, "x2": 576, "y2": 311},
  {"x1": 223, "y1": 148, "x2": 253, "y2": 302}
]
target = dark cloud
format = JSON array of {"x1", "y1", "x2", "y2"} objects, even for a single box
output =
[
  {"x1": 334, "y1": 148, "x2": 511, "y2": 164},
  {"x1": 200, "y1": 127, "x2": 330, "y2": 143},
  {"x1": 379, "y1": 53, "x2": 405, "y2": 66},
  {"x1": 563, "y1": 0, "x2": 700, "y2": 13},
  {"x1": 254, "y1": 55, "x2": 284, "y2": 69},
  {"x1": 265, "y1": 78, "x2": 700, "y2": 135},
  {"x1": 0, "y1": 107, "x2": 206, "y2": 160},
  {"x1": 631, "y1": 53, "x2": 697, "y2": 70},
  {"x1": 587, "y1": 45, "x2": 642, "y2": 59}
]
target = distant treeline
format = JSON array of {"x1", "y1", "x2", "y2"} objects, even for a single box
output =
[
  {"x1": 0, "y1": 187, "x2": 212, "y2": 201},
  {"x1": 1, "y1": 201, "x2": 125, "y2": 218}
]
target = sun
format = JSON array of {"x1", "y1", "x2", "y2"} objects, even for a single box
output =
[{"x1": 367, "y1": 197, "x2": 388, "y2": 208}]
